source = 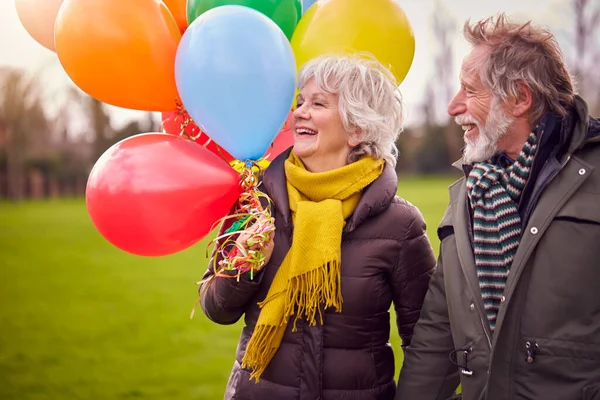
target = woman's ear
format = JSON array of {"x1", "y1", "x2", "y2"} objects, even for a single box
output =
[{"x1": 348, "y1": 129, "x2": 362, "y2": 147}]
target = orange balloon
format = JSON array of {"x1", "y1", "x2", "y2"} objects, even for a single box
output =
[
  {"x1": 162, "y1": 0, "x2": 188, "y2": 33},
  {"x1": 14, "y1": 0, "x2": 63, "y2": 51},
  {"x1": 55, "y1": 0, "x2": 181, "y2": 111}
]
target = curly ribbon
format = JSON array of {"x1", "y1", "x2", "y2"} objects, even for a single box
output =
[
  {"x1": 191, "y1": 159, "x2": 275, "y2": 319},
  {"x1": 172, "y1": 99, "x2": 203, "y2": 141}
]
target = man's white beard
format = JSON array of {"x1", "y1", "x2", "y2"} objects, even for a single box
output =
[{"x1": 458, "y1": 98, "x2": 514, "y2": 164}]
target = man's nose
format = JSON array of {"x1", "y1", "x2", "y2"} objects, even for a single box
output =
[{"x1": 448, "y1": 89, "x2": 466, "y2": 117}]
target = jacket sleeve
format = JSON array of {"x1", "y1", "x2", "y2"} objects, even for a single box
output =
[
  {"x1": 395, "y1": 247, "x2": 460, "y2": 399},
  {"x1": 392, "y1": 205, "x2": 436, "y2": 347},
  {"x1": 199, "y1": 215, "x2": 267, "y2": 325}
]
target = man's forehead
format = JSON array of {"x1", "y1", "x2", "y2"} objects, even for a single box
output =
[{"x1": 460, "y1": 47, "x2": 487, "y2": 84}]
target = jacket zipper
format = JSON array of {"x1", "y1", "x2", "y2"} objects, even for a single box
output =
[
  {"x1": 462, "y1": 170, "x2": 494, "y2": 349},
  {"x1": 461, "y1": 155, "x2": 574, "y2": 352},
  {"x1": 482, "y1": 155, "x2": 572, "y2": 349},
  {"x1": 480, "y1": 315, "x2": 492, "y2": 348}
]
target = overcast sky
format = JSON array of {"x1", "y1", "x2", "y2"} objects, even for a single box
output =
[{"x1": 0, "y1": 0, "x2": 584, "y2": 131}]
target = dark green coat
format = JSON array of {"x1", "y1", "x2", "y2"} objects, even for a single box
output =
[{"x1": 396, "y1": 96, "x2": 600, "y2": 400}]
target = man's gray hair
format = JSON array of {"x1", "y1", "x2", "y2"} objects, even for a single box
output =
[
  {"x1": 463, "y1": 13, "x2": 575, "y2": 123},
  {"x1": 297, "y1": 54, "x2": 404, "y2": 167}
]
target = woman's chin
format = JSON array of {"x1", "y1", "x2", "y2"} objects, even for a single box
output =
[{"x1": 292, "y1": 143, "x2": 317, "y2": 159}]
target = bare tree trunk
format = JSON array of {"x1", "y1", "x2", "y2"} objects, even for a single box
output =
[
  {"x1": 6, "y1": 127, "x2": 24, "y2": 202},
  {"x1": 572, "y1": 0, "x2": 600, "y2": 111},
  {"x1": 89, "y1": 98, "x2": 112, "y2": 162},
  {"x1": 430, "y1": 1, "x2": 459, "y2": 162}
]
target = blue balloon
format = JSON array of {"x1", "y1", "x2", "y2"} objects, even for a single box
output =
[
  {"x1": 302, "y1": 0, "x2": 317, "y2": 14},
  {"x1": 175, "y1": 5, "x2": 297, "y2": 161}
]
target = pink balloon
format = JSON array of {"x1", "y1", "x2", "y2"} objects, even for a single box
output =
[
  {"x1": 15, "y1": 0, "x2": 64, "y2": 51},
  {"x1": 86, "y1": 133, "x2": 242, "y2": 256}
]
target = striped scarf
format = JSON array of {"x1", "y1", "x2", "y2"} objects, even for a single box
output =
[{"x1": 466, "y1": 131, "x2": 538, "y2": 331}]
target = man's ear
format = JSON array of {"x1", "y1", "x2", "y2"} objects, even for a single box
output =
[{"x1": 509, "y1": 81, "x2": 533, "y2": 118}]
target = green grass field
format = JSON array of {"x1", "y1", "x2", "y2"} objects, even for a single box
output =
[{"x1": 0, "y1": 176, "x2": 457, "y2": 400}]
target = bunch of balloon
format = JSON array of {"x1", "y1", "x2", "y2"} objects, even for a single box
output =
[
  {"x1": 175, "y1": 4, "x2": 297, "y2": 281},
  {"x1": 16, "y1": 0, "x2": 415, "y2": 268},
  {"x1": 33, "y1": 0, "x2": 299, "y2": 262}
]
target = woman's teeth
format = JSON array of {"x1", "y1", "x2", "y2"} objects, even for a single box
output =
[{"x1": 296, "y1": 128, "x2": 318, "y2": 135}]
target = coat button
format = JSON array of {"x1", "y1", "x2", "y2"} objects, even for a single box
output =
[
  {"x1": 579, "y1": 168, "x2": 586, "y2": 175},
  {"x1": 470, "y1": 303, "x2": 475, "y2": 310},
  {"x1": 530, "y1": 227, "x2": 538, "y2": 234},
  {"x1": 500, "y1": 296, "x2": 506, "y2": 303}
]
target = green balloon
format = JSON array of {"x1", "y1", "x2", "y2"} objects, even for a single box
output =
[{"x1": 186, "y1": 0, "x2": 302, "y2": 40}]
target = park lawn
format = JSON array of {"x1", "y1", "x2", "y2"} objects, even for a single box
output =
[{"x1": 0, "y1": 175, "x2": 457, "y2": 400}]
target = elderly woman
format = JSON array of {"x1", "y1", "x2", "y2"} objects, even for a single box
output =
[{"x1": 199, "y1": 54, "x2": 436, "y2": 400}]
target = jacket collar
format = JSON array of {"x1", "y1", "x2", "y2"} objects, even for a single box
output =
[
  {"x1": 346, "y1": 162, "x2": 397, "y2": 232},
  {"x1": 261, "y1": 149, "x2": 398, "y2": 232},
  {"x1": 261, "y1": 148, "x2": 293, "y2": 228}
]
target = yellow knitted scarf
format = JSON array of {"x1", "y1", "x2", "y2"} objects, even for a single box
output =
[{"x1": 241, "y1": 152, "x2": 385, "y2": 381}]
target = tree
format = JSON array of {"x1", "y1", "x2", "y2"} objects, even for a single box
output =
[
  {"x1": 64, "y1": 87, "x2": 114, "y2": 162},
  {"x1": 571, "y1": 0, "x2": 600, "y2": 114},
  {"x1": 430, "y1": 0, "x2": 457, "y2": 120},
  {"x1": 414, "y1": 1, "x2": 463, "y2": 173},
  {"x1": 0, "y1": 68, "x2": 50, "y2": 200},
  {"x1": 88, "y1": 97, "x2": 113, "y2": 162}
]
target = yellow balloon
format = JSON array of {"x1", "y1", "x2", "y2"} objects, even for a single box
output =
[{"x1": 291, "y1": 0, "x2": 415, "y2": 84}]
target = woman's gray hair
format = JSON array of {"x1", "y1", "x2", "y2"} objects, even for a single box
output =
[{"x1": 297, "y1": 53, "x2": 404, "y2": 167}]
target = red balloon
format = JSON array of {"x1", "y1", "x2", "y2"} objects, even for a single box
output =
[
  {"x1": 161, "y1": 110, "x2": 235, "y2": 163},
  {"x1": 86, "y1": 133, "x2": 242, "y2": 256},
  {"x1": 265, "y1": 112, "x2": 293, "y2": 161}
]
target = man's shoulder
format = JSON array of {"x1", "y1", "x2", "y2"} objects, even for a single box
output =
[
  {"x1": 445, "y1": 174, "x2": 466, "y2": 207},
  {"x1": 433, "y1": 175, "x2": 466, "y2": 234},
  {"x1": 574, "y1": 133, "x2": 600, "y2": 166}
]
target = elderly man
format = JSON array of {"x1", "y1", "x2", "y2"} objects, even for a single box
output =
[{"x1": 396, "y1": 13, "x2": 600, "y2": 400}]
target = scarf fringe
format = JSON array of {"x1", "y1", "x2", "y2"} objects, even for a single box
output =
[
  {"x1": 284, "y1": 260, "x2": 342, "y2": 331},
  {"x1": 241, "y1": 324, "x2": 281, "y2": 382},
  {"x1": 243, "y1": 260, "x2": 342, "y2": 382}
]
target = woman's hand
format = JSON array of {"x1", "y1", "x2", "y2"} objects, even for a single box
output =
[{"x1": 235, "y1": 216, "x2": 275, "y2": 272}]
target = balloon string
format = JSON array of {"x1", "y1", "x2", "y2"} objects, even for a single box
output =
[
  {"x1": 191, "y1": 161, "x2": 275, "y2": 319},
  {"x1": 174, "y1": 99, "x2": 201, "y2": 141}
]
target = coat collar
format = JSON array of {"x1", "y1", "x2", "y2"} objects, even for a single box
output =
[{"x1": 261, "y1": 149, "x2": 398, "y2": 232}]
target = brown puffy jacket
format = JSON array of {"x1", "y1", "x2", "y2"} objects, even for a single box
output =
[{"x1": 200, "y1": 151, "x2": 436, "y2": 400}]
